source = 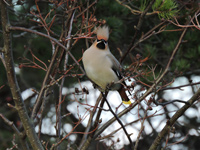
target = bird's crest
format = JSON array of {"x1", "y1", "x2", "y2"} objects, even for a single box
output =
[{"x1": 96, "y1": 26, "x2": 109, "y2": 41}]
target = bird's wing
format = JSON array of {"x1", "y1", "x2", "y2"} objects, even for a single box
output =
[
  {"x1": 107, "y1": 53, "x2": 122, "y2": 71},
  {"x1": 106, "y1": 53, "x2": 124, "y2": 80},
  {"x1": 107, "y1": 53, "x2": 131, "y2": 104}
]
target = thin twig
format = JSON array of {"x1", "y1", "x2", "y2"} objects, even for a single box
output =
[
  {"x1": 75, "y1": 0, "x2": 97, "y2": 19},
  {"x1": 134, "y1": 108, "x2": 148, "y2": 150},
  {"x1": 80, "y1": 93, "x2": 106, "y2": 150},
  {"x1": 96, "y1": 110, "x2": 175, "y2": 140},
  {"x1": 78, "y1": 93, "x2": 103, "y2": 149},
  {"x1": 9, "y1": 26, "x2": 85, "y2": 74},
  {"x1": 0, "y1": 114, "x2": 29, "y2": 150},
  {"x1": 0, "y1": 1, "x2": 44, "y2": 149},
  {"x1": 9, "y1": 24, "x2": 84, "y2": 120},
  {"x1": 161, "y1": 81, "x2": 200, "y2": 91},
  {"x1": 94, "y1": 19, "x2": 189, "y2": 140},
  {"x1": 149, "y1": 88, "x2": 200, "y2": 150},
  {"x1": 30, "y1": 47, "x2": 58, "y2": 119},
  {"x1": 38, "y1": 89, "x2": 50, "y2": 139},
  {"x1": 101, "y1": 92, "x2": 134, "y2": 150},
  {"x1": 120, "y1": 0, "x2": 156, "y2": 63},
  {"x1": 115, "y1": 0, "x2": 156, "y2": 15},
  {"x1": 56, "y1": 10, "x2": 75, "y2": 150},
  {"x1": 155, "y1": 99, "x2": 189, "y2": 106}
]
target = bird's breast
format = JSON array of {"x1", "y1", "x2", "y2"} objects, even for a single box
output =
[{"x1": 82, "y1": 49, "x2": 120, "y2": 90}]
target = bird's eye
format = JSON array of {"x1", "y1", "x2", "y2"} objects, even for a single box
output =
[{"x1": 97, "y1": 39, "x2": 107, "y2": 44}]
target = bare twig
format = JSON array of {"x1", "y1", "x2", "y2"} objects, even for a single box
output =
[
  {"x1": 94, "y1": 20, "x2": 189, "y2": 140},
  {"x1": 149, "y1": 88, "x2": 200, "y2": 150},
  {"x1": 161, "y1": 81, "x2": 200, "y2": 91},
  {"x1": 120, "y1": 0, "x2": 156, "y2": 63},
  {"x1": 51, "y1": 120, "x2": 82, "y2": 150},
  {"x1": 75, "y1": 0, "x2": 97, "y2": 19},
  {"x1": 56, "y1": 10, "x2": 75, "y2": 150},
  {"x1": 134, "y1": 108, "x2": 147, "y2": 150},
  {"x1": 9, "y1": 26, "x2": 85, "y2": 74},
  {"x1": 115, "y1": 0, "x2": 156, "y2": 15},
  {"x1": 0, "y1": 114, "x2": 29, "y2": 150},
  {"x1": 0, "y1": 1, "x2": 44, "y2": 149},
  {"x1": 102, "y1": 92, "x2": 134, "y2": 150},
  {"x1": 51, "y1": 109, "x2": 91, "y2": 150},
  {"x1": 154, "y1": 99, "x2": 189, "y2": 106},
  {"x1": 167, "y1": 9, "x2": 200, "y2": 30},
  {"x1": 9, "y1": 25, "x2": 85, "y2": 120},
  {"x1": 96, "y1": 110, "x2": 175, "y2": 140},
  {"x1": 3, "y1": 0, "x2": 10, "y2": 6},
  {"x1": 30, "y1": 46, "x2": 59, "y2": 120},
  {"x1": 80, "y1": 93, "x2": 106, "y2": 150},
  {"x1": 78, "y1": 93, "x2": 103, "y2": 149}
]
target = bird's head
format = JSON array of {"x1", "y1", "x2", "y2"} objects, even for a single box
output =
[{"x1": 95, "y1": 26, "x2": 109, "y2": 50}]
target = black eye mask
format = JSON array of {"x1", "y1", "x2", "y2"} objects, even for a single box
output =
[{"x1": 97, "y1": 39, "x2": 107, "y2": 49}]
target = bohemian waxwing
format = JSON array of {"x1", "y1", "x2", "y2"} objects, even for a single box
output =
[{"x1": 82, "y1": 26, "x2": 131, "y2": 104}]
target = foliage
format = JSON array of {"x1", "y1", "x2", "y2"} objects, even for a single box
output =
[
  {"x1": 152, "y1": 0, "x2": 179, "y2": 19},
  {"x1": 0, "y1": 0, "x2": 200, "y2": 150}
]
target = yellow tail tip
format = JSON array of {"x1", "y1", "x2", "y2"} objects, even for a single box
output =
[{"x1": 122, "y1": 100, "x2": 132, "y2": 105}]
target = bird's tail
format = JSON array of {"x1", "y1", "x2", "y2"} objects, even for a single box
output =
[{"x1": 118, "y1": 88, "x2": 131, "y2": 105}]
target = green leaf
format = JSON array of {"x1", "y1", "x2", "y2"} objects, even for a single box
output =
[
  {"x1": 175, "y1": 59, "x2": 190, "y2": 71},
  {"x1": 152, "y1": 0, "x2": 178, "y2": 19}
]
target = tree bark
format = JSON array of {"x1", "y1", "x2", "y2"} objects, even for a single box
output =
[{"x1": 0, "y1": 1, "x2": 44, "y2": 150}]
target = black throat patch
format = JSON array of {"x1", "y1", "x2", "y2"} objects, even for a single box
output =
[{"x1": 97, "y1": 39, "x2": 107, "y2": 50}]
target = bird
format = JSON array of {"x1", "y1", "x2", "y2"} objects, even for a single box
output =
[{"x1": 82, "y1": 26, "x2": 131, "y2": 105}]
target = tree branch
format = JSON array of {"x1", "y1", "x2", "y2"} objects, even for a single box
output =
[
  {"x1": 56, "y1": 9, "x2": 76, "y2": 150},
  {"x1": 80, "y1": 93, "x2": 106, "y2": 150},
  {"x1": 115, "y1": 0, "x2": 157, "y2": 16},
  {"x1": 102, "y1": 92, "x2": 134, "y2": 150},
  {"x1": 0, "y1": 1, "x2": 44, "y2": 149},
  {"x1": 149, "y1": 87, "x2": 200, "y2": 150},
  {"x1": 120, "y1": 0, "x2": 156, "y2": 63},
  {"x1": 78, "y1": 93, "x2": 103, "y2": 149},
  {"x1": 94, "y1": 23, "x2": 189, "y2": 140},
  {"x1": 8, "y1": 24, "x2": 85, "y2": 120},
  {"x1": 9, "y1": 26, "x2": 85, "y2": 74},
  {"x1": 0, "y1": 114, "x2": 29, "y2": 150}
]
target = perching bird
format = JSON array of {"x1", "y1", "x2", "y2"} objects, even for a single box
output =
[{"x1": 82, "y1": 26, "x2": 131, "y2": 104}]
